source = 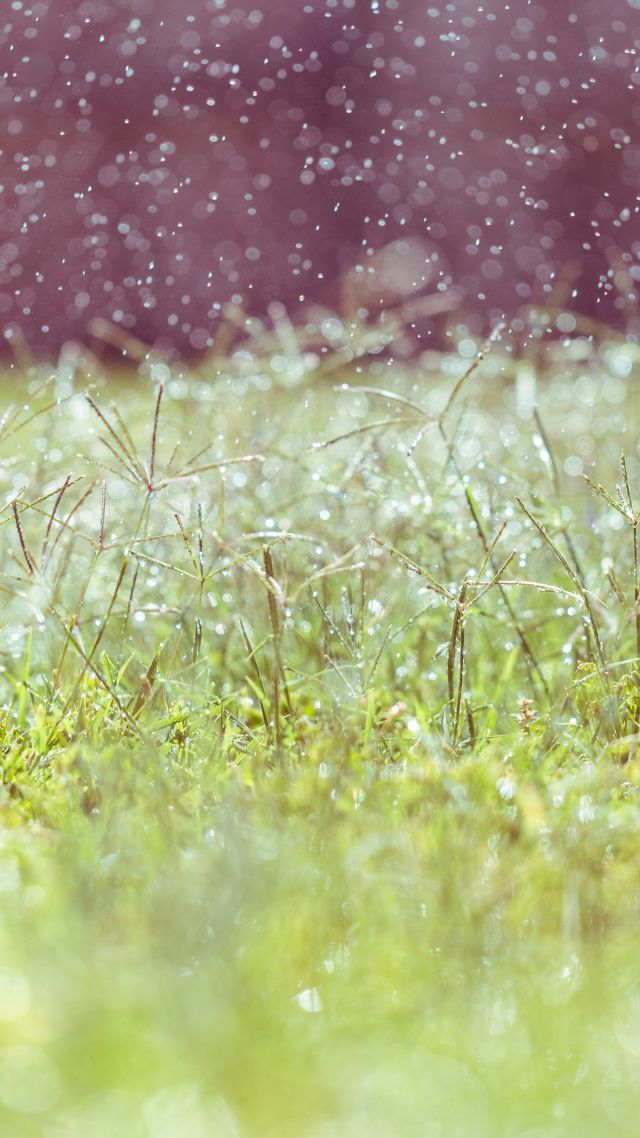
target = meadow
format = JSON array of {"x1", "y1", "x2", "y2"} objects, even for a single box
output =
[{"x1": 0, "y1": 324, "x2": 639, "y2": 1137}]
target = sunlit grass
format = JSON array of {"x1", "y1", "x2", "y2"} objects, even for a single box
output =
[{"x1": 0, "y1": 333, "x2": 639, "y2": 1136}]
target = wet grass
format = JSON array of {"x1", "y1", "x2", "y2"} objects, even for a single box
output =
[{"x1": 0, "y1": 333, "x2": 639, "y2": 1136}]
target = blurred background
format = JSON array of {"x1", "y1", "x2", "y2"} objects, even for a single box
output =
[{"x1": 0, "y1": 0, "x2": 638, "y2": 358}]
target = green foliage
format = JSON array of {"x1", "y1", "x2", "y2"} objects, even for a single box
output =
[{"x1": 0, "y1": 337, "x2": 638, "y2": 1134}]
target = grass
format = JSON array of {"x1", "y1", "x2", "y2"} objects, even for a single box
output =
[{"x1": 0, "y1": 328, "x2": 639, "y2": 1136}]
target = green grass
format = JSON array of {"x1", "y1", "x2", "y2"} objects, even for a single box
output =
[{"x1": 0, "y1": 333, "x2": 639, "y2": 1136}]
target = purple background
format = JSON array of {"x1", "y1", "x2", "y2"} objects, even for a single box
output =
[{"x1": 0, "y1": 0, "x2": 638, "y2": 357}]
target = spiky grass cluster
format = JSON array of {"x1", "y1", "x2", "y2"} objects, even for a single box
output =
[{"x1": 0, "y1": 334, "x2": 637, "y2": 777}]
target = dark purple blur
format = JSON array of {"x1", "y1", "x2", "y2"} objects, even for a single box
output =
[{"x1": 0, "y1": 0, "x2": 638, "y2": 357}]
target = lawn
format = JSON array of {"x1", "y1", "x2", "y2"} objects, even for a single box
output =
[{"x1": 0, "y1": 328, "x2": 639, "y2": 1136}]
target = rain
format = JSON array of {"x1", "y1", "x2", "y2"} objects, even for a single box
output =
[
  {"x1": 0, "y1": 5, "x2": 639, "y2": 1138},
  {"x1": 0, "y1": 0, "x2": 637, "y2": 357}
]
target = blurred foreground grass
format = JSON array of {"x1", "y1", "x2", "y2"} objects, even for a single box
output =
[{"x1": 0, "y1": 333, "x2": 638, "y2": 1135}]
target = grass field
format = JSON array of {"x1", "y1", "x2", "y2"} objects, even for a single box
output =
[{"x1": 0, "y1": 329, "x2": 639, "y2": 1136}]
